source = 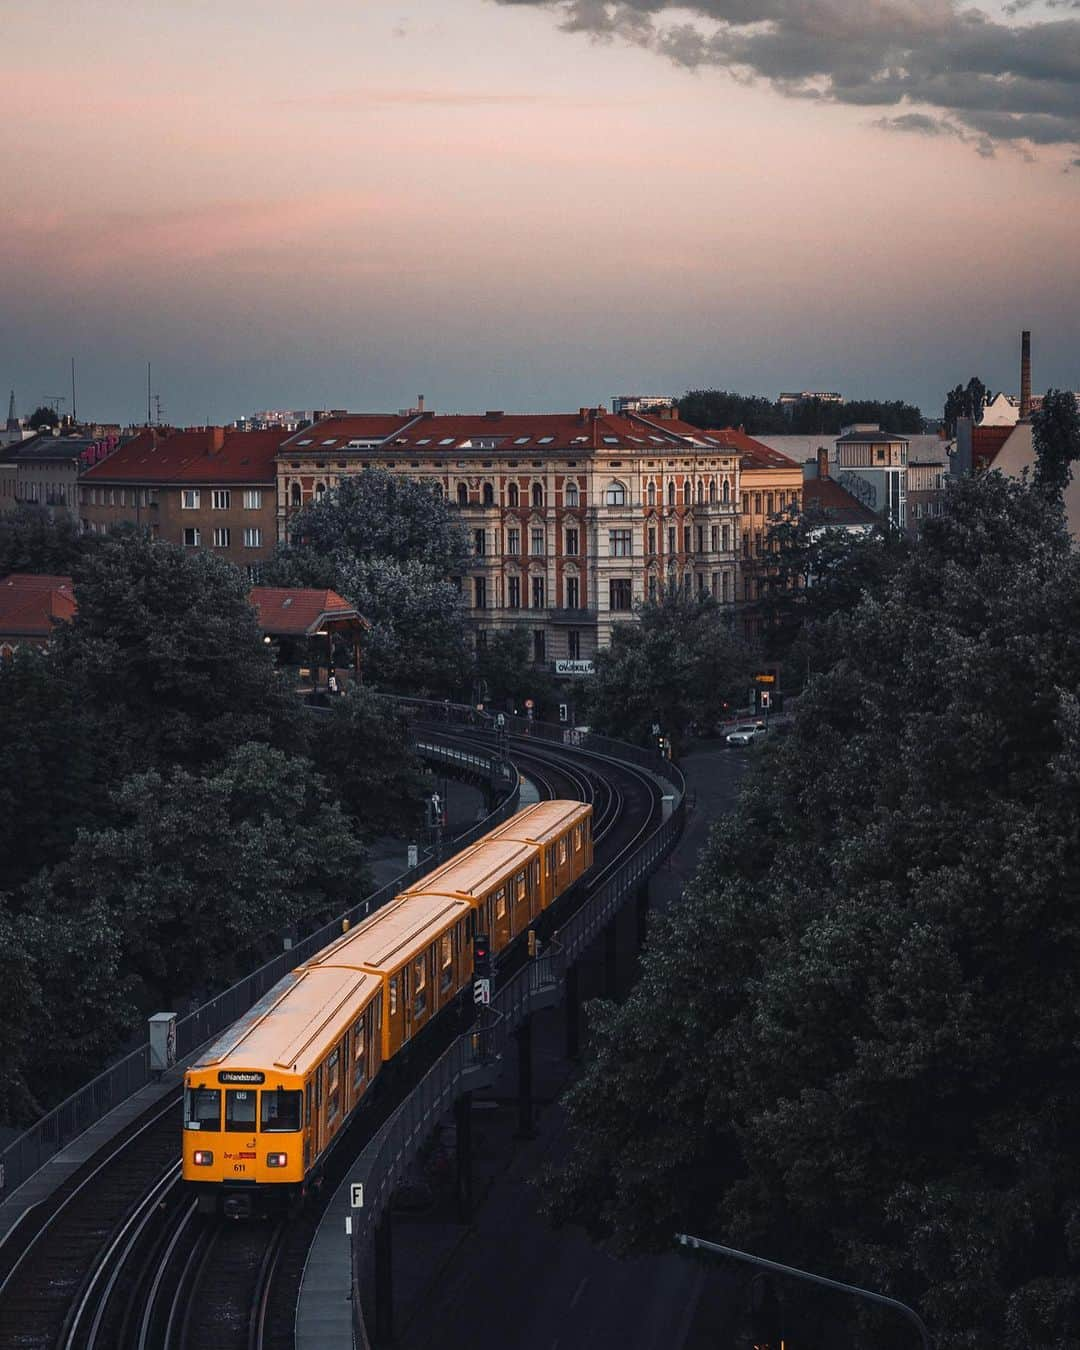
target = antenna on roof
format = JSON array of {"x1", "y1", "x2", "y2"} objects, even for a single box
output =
[{"x1": 71, "y1": 358, "x2": 77, "y2": 424}]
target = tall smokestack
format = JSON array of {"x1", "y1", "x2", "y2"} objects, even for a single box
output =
[{"x1": 1020, "y1": 330, "x2": 1032, "y2": 419}]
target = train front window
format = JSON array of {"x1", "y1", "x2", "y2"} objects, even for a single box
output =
[
  {"x1": 224, "y1": 1089, "x2": 257, "y2": 1132},
  {"x1": 260, "y1": 1089, "x2": 302, "y2": 1132},
  {"x1": 185, "y1": 1087, "x2": 220, "y2": 1130}
]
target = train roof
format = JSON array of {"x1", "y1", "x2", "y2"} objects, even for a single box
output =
[
  {"x1": 307, "y1": 893, "x2": 472, "y2": 975},
  {"x1": 487, "y1": 799, "x2": 592, "y2": 847},
  {"x1": 400, "y1": 837, "x2": 538, "y2": 902},
  {"x1": 187, "y1": 965, "x2": 381, "y2": 1079}
]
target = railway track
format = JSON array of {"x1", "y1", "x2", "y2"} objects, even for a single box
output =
[{"x1": 0, "y1": 732, "x2": 663, "y2": 1350}]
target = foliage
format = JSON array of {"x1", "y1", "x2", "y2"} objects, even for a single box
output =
[
  {"x1": 546, "y1": 473, "x2": 1080, "y2": 1346},
  {"x1": 54, "y1": 531, "x2": 303, "y2": 770},
  {"x1": 0, "y1": 504, "x2": 96, "y2": 576},
  {"x1": 308, "y1": 686, "x2": 427, "y2": 838},
  {"x1": 33, "y1": 743, "x2": 369, "y2": 1009},
  {"x1": 943, "y1": 376, "x2": 988, "y2": 435},
  {"x1": 788, "y1": 397, "x2": 924, "y2": 436},
  {"x1": 1032, "y1": 389, "x2": 1080, "y2": 502},
  {"x1": 584, "y1": 588, "x2": 757, "y2": 751},
  {"x1": 27, "y1": 406, "x2": 59, "y2": 430},
  {"x1": 476, "y1": 626, "x2": 556, "y2": 714},
  {"x1": 678, "y1": 390, "x2": 923, "y2": 436}
]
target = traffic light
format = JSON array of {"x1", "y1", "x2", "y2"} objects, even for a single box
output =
[
  {"x1": 750, "y1": 1274, "x2": 784, "y2": 1348},
  {"x1": 473, "y1": 934, "x2": 491, "y2": 977}
]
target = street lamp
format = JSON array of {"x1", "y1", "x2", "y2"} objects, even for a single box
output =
[{"x1": 674, "y1": 1233, "x2": 932, "y2": 1349}]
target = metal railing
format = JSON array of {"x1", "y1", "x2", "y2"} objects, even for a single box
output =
[{"x1": 0, "y1": 733, "x2": 518, "y2": 1202}]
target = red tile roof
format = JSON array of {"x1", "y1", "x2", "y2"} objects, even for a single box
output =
[
  {"x1": 82, "y1": 428, "x2": 283, "y2": 484},
  {"x1": 802, "y1": 476, "x2": 878, "y2": 525},
  {"x1": 0, "y1": 574, "x2": 76, "y2": 638},
  {"x1": 281, "y1": 415, "x2": 421, "y2": 451},
  {"x1": 702, "y1": 427, "x2": 801, "y2": 470},
  {"x1": 248, "y1": 587, "x2": 366, "y2": 637}
]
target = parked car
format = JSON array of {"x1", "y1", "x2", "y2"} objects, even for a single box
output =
[{"x1": 725, "y1": 722, "x2": 767, "y2": 745}]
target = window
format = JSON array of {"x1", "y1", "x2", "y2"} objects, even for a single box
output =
[
  {"x1": 606, "y1": 482, "x2": 626, "y2": 506},
  {"x1": 389, "y1": 977, "x2": 398, "y2": 1016},
  {"x1": 212, "y1": 489, "x2": 231, "y2": 510},
  {"x1": 648, "y1": 573, "x2": 658, "y2": 601},
  {"x1": 476, "y1": 628, "x2": 487, "y2": 650},
  {"x1": 474, "y1": 528, "x2": 486, "y2": 556},
  {"x1": 353, "y1": 1015, "x2": 367, "y2": 1084},
  {"x1": 667, "y1": 482, "x2": 676, "y2": 506},
  {"x1": 118, "y1": 488, "x2": 126, "y2": 506},
  {"x1": 667, "y1": 526, "x2": 676, "y2": 555},
  {"x1": 742, "y1": 532, "x2": 750, "y2": 558},
  {"x1": 609, "y1": 578, "x2": 632, "y2": 610},
  {"x1": 697, "y1": 526, "x2": 705, "y2": 553},
  {"x1": 754, "y1": 531, "x2": 763, "y2": 556},
  {"x1": 507, "y1": 527, "x2": 520, "y2": 555},
  {"x1": 140, "y1": 488, "x2": 149, "y2": 507},
  {"x1": 723, "y1": 524, "x2": 731, "y2": 551},
  {"x1": 609, "y1": 529, "x2": 632, "y2": 557},
  {"x1": 723, "y1": 479, "x2": 730, "y2": 504},
  {"x1": 213, "y1": 527, "x2": 231, "y2": 548},
  {"x1": 533, "y1": 628, "x2": 546, "y2": 662},
  {"x1": 327, "y1": 1048, "x2": 341, "y2": 1119},
  {"x1": 514, "y1": 871, "x2": 527, "y2": 903},
  {"x1": 683, "y1": 525, "x2": 691, "y2": 553},
  {"x1": 531, "y1": 483, "x2": 544, "y2": 508},
  {"x1": 530, "y1": 528, "x2": 545, "y2": 556},
  {"x1": 244, "y1": 527, "x2": 262, "y2": 548},
  {"x1": 711, "y1": 525, "x2": 719, "y2": 551},
  {"x1": 185, "y1": 1086, "x2": 221, "y2": 1130},
  {"x1": 531, "y1": 575, "x2": 545, "y2": 609},
  {"x1": 109, "y1": 488, "x2": 116, "y2": 506},
  {"x1": 568, "y1": 629, "x2": 580, "y2": 659},
  {"x1": 647, "y1": 526, "x2": 656, "y2": 554},
  {"x1": 440, "y1": 934, "x2": 454, "y2": 990},
  {"x1": 457, "y1": 484, "x2": 468, "y2": 506},
  {"x1": 290, "y1": 482, "x2": 301, "y2": 507},
  {"x1": 495, "y1": 888, "x2": 507, "y2": 919},
  {"x1": 474, "y1": 576, "x2": 487, "y2": 609},
  {"x1": 683, "y1": 482, "x2": 691, "y2": 506},
  {"x1": 709, "y1": 480, "x2": 717, "y2": 503},
  {"x1": 696, "y1": 480, "x2": 704, "y2": 504},
  {"x1": 261, "y1": 1088, "x2": 302, "y2": 1132},
  {"x1": 766, "y1": 492, "x2": 775, "y2": 514},
  {"x1": 225, "y1": 1089, "x2": 257, "y2": 1132},
  {"x1": 647, "y1": 481, "x2": 656, "y2": 506},
  {"x1": 508, "y1": 482, "x2": 519, "y2": 507},
  {"x1": 565, "y1": 527, "x2": 579, "y2": 555},
  {"x1": 482, "y1": 482, "x2": 495, "y2": 506},
  {"x1": 182, "y1": 489, "x2": 200, "y2": 510},
  {"x1": 697, "y1": 571, "x2": 706, "y2": 595},
  {"x1": 508, "y1": 576, "x2": 521, "y2": 609},
  {"x1": 243, "y1": 489, "x2": 262, "y2": 509},
  {"x1": 741, "y1": 493, "x2": 749, "y2": 515},
  {"x1": 565, "y1": 481, "x2": 579, "y2": 507},
  {"x1": 183, "y1": 527, "x2": 201, "y2": 547},
  {"x1": 565, "y1": 575, "x2": 580, "y2": 608},
  {"x1": 754, "y1": 492, "x2": 762, "y2": 514},
  {"x1": 414, "y1": 954, "x2": 427, "y2": 1014},
  {"x1": 722, "y1": 571, "x2": 731, "y2": 601}
]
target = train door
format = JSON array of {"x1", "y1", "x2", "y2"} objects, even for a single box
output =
[
  {"x1": 312, "y1": 1065, "x2": 323, "y2": 1158},
  {"x1": 493, "y1": 884, "x2": 510, "y2": 949},
  {"x1": 304, "y1": 1079, "x2": 314, "y2": 1169},
  {"x1": 544, "y1": 845, "x2": 556, "y2": 909}
]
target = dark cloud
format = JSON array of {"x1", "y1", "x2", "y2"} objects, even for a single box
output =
[
  {"x1": 497, "y1": 1, "x2": 1080, "y2": 153},
  {"x1": 873, "y1": 112, "x2": 962, "y2": 135}
]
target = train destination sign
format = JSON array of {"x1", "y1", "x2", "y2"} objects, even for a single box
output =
[{"x1": 218, "y1": 1070, "x2": 266, "y2": 1084}]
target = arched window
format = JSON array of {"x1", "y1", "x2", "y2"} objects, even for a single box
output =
[
  {"x1": 565, "y1": 481, "x2": 579, "y2": 508},
  {"x1": 605, "y1": 482, "x2": 626, "y2": 506},
  {"x1": 722, "y1": 478, "x2": 730, "y2": 504},
  {"x1": 667, "y1": 481, "x2": 676, "y2": 507},
  {"x1": 457, "y1": 483, "x2": 468, "y2": 506},
  {"x1": 431, "y1": 480, "x2": 443, "y2": 499},
  {"x1": 290, "y1": 481, "x2": 302, "y2": 507},
  {"x1": 709, "y1": 479, "x2": 717, "y2": 504},
  {"x1": 683, "y1": 481, "x2": 691, "y2": 506},
  {"x1": 315, "y1": 481, "x2": 326, "y2": 497},
  {"x1": 696, "y1": 479, "x2": 704, "y2": 504},
  {"x1": 482, "y1": 482, "x2": 494, "y2": 506},
  {"x1": 647, "y1": 480, "x2": 656, "y2": 506},
  {"x1": 531, "y1": 483, "x2": 544, "y2": 509},
  {"x1": 508, "y1": 482, "x2": 519, "y2": 508}
]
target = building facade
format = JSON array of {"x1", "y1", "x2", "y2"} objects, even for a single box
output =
[
  {"x1": 722, "y1": 433, "x2": 803, "y2": 613},
  {"x1": 277, "y1": 408, "x2": 742, "y2": 665},
  {"x1": 80, "y1": 427, "x2": 281, "y2": 568},
  {"x1": 12, "y1": 434, "x2": 98, "y2": 515},
  {"x1": 832, "y1": 424, "x2": 908, "y2": 530}
]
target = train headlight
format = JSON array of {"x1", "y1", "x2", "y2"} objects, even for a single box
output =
[
  {"x1": 192, "y1": 1150, "x2": 214, "y2": 1166},
  {"x1": 266, "y1": 1152, "x2": 288, "y2": 1168}
]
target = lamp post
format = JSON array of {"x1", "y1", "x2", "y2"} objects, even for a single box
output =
[{"x1": 674, "y1": 1233, "x2": 931, "y2": 1350}]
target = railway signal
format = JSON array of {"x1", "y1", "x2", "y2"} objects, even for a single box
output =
[
  {"x1": 473, "y1": 977, "x2": 491, "y2": 1005},
  {"x1": 473, "y1": 933, "x2": 491, "y2": 977}
]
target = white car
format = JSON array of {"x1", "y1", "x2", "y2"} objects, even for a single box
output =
[{"x1": 725, "y1": 722, "x2": 767, "y2": 745}]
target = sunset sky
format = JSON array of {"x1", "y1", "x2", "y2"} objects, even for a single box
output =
[{"x1": 3, "y1": 0, "x2": 1078, "y2": 425}]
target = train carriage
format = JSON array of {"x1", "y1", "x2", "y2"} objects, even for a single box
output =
[
  {"x1": 398, "y1": 838, "x2": 543, "y2": 949},
  {"x1": 487, "y1": 800, "x2": 593, "y2": 909}
]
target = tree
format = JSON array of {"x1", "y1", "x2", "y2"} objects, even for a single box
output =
[
  {"x1": 0, "y1": 504, "x2": 96, "y2": 576},
  {"x1": 33, "y1": 743, "x2": 370, "y2": 1009},
  {"x1": 54, "y1": 531, "x2": 304, "y2": 771},
  {"x1": 27, "y1": 406, "x2": 59, "y2": 431},
  {"x1": 308, "y1": 686, "x2": 427, "y2": 838},
  {"x1": 678, "y1": 390, "x2": 789, "y2": 435},
  {"x1": 584, "y1": 589, "x2": 758, "y2": 752},
  {"x1": 1032, "y1": 389, "x2": 1080, "y2": 502},
  {"x1": 545, "y1": 473, "x2": 1080, "y2": 1346},
  {"x1": 943, "y1": 376, "x2": 987, "y2": 435},
  {"x1": 476, "y1": 627, "x2": 556, "y2": 713}
]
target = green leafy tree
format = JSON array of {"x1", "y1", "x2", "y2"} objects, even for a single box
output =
[
  {"x1": 1032, "y1": 389, "x2": 1080, "y2": 502},
  {"x1": 585, "y1": 589, "x2": 757, "y2": 752},
  {"x1": 308, "y1": 686, "x2": 427, "y2": 838},
  {"x1": 54, "y1": 531, "x2": 303, "y2": 771},
  {"x1": 475, "y1": 627, "x2": 556, "y2": 714},
  {"x1": 27, "y1": 406, "x2": 59, "y2": 430},
  {"x1": 546, "y1": 473, "x2": 1080, "y2": 1346},
  {"x1": 678, "y1": 390, "x2": 789, "y2": 435},
  {"x1": 0, "y1": 504, "x2": 95, "y2": 576},
  {"x1": 34, "y1": 743, "x2": 369, "y2": 1008}
]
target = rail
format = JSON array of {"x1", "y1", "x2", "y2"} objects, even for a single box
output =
[{"x1": 0, "y1": 731, "x2": 518, "y2": 1203}]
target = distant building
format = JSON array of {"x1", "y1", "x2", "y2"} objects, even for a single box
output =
[
  {"x1": 832, "y1": 424, "x2": 908, "y2": 530},
  {"x1": 0, "y1": 573, "x2": 76, "y2": 657},
  {"x1": 778, "y1": 390, "x2": 843, "y2": 416},
  {"x1": 12, "y1": 433, "x2": 105, "y2": 517},
  {"x1": 801, "y1": 449, "x2": 878, "y2": 534},
  {"x1": 610, "y1": 395, "x2": 674, "y2": 415},
  {"x1": 992, "y1": 421, "x2": 1080, "y2": 541},
  {"x1": 906, "y1": 439, "x2": 950, "y2": 533},
  {"x1": 80, "y1": 427, "x2": 283, "y2": 569},
  {"x1": 231, "y1": 410, "x2": 314, "y2": 432},
  {"x1": 979, "y1": 392, "x2": 1020, "y2": 427}
]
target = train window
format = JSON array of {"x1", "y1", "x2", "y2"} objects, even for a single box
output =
[
  {"x1": 225, "y1": 1089, "x2": 257, "y2": 1132},
  {"x1": 558, "y1": 837, "x2": 568, "y2": 865},
  {"x1": 545, "y1": 847, "x2": 553, "y2": 877},
  {"x1": 440, "y1": 934, "x2": 453, "y2": 969},
  {"x1": 389, "y1": 977, "x2": 398, "y2": 1016},
  {"x1": 261, "y1": 1089, "x2": 302, "y2": 1132},
  {"x1": 414, "y1": 955, "x2": 426, "y2": 991},
  {"x1": 327, "y1": 1049, "x2": 341, "y2": 1120},
  {"x1": 514, "y1": 871, "x2": 526, "y2": 903},
  {"x1": 495, "y1": 887, "x2": 507, "y2": 919},
  {"x1": 574, "y1": 825, "x2": 582, "y2": 851},
  {"x1": 354, "y1": 1018, "x2": 367, "y2": 1087},
  {"x1": 185, "y1": 1086, "x2": 220, "y2": 1130}
]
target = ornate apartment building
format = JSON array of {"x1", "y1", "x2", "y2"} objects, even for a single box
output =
[{"x1": 276, "y1": 407, "x2": 742, "y2": 664}]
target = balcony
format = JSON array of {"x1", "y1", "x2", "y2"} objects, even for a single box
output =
[{"x1": 548, "y1": 608, "x2": 598, "y2": 625}]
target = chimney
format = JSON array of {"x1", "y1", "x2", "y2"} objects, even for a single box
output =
[
  {"x1": 1020, "y1": 330, "x2": 1032, "y2": 419},
  {"x1": 817, "y1": 445, "x2": 829, "y2": 479},
  {"x1": 417, "y1": 394, "x2": 425, "y2": 413},
  {"x1": 208, "y1": 426, "x2": 225, "y2": 453}
]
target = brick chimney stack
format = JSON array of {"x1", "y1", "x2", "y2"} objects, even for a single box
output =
[
  {"x1": 208, "y1": 426, "x2": 225, "y2": 453},
  {"x1": 817, "y1": 445, "x2": 829, "y2": 479},
  {"x1": 1020, "y1": 330, "x2": 1032, "y2": 419}
]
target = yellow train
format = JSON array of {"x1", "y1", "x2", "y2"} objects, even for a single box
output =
[{"x1": 183, "y1": 801, "x2": 593, "y2": 1217}]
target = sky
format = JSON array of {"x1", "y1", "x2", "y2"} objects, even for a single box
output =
[{"x1": 2, "y1": 0, "x2": 1078, "y2": 425}]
